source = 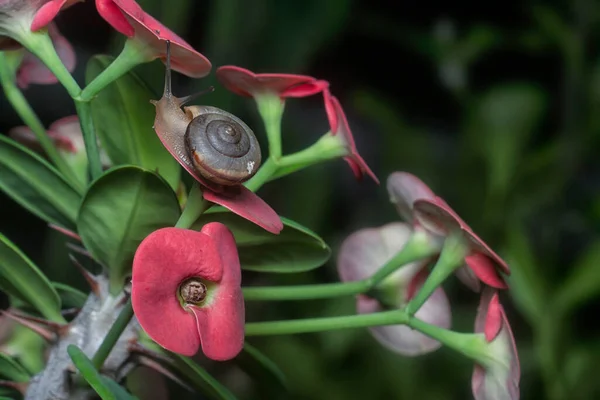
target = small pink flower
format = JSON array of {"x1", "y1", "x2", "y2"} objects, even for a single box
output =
[
  {"x1": 95, "y1": 0, "x2": 211, "y2": 78},
  {"x1": 9, "y1": 115, "x2": 111, "y2": 170},
  {"x1": 323, "y1": 89, "x2": 379, "y2": 183},
  {"x1": 216, "y1": 66, "x2": 328, "y2": 99},
  {"x1": 337, "y1": 222, "x2": 451, "y2": 356},
  {"x1": 0, "y1": 0, "x2": 77, "y2": 88},
  {"x1": 131, "y1": 224, "x2": 244, "y2": 361},
  {"x1": 472, "y1": 288, "x2": 520, "y2": 399},
  {"x1": 387, "y1": 172, "x2": 509, "y2": 291}
]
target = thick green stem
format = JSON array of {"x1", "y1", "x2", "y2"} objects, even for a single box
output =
[
  {"x1": 80, "y1": 39, "x2": 154, "y2": 102},
  {"x1": 407, "y1": 316, "x2": 490, "y2": 365},
  {"x1": 91, "y1": 298, "x2": 134, "y2": 370},
  {"x1": 245, "y1": 309, "x2": 408, "y2": 336},
  {"x1": 255, "y1": 94, "x2": 285, "y2": 159},
  {"x1": 175, "y1": 183, "x2": 208, "y2": 228},
  {"x1": 243, "y1": 280, "x2": 368, "y2": 301},
  {"x1": 74, "y1": 100, "x2": 103, "y2": 180},
  {"x1": 407, "y1": 233, "x2": 467, "y2": 315},
  {"x1": 243, "y1": 232, "x2": 438, "y2": 301},
  {"x1": 17, "y1": 29, "x2": 80, "y2": 97},
  {"x1": 244, "y1": 157, "x2": 279, "y2": 192}
]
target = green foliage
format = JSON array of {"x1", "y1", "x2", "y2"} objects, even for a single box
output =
[
  {"x1": 171, "y1": 355, "x2": 238, "y2": 400},
  {"x1": 193, "y1": 211, "x2": 331, "y2": 272},
  {"x1": 52, "y1": 282, "x2": 87, "y2": 308},
  {"x1": 77, "y1": 166, "x2": 181, "y2": 291},
  {"x1": 67, "y1": 345, "x2": 138, "y2": 400},
  {"x1": 0, "y1": 233, "x2": 63, "y2": 322},
  {"x1": 0, "y1": 353, "x2": 30, "y2": 382},
  {"x1": 86, "y1": 56, "x2": 180, "y2": 190},
  {"x1": 0, "y1": 135, "x2": 81, "y2": 230}
]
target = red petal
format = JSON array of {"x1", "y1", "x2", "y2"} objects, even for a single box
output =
[
  {"x1": 203, "y1": 186, "x2": 283, "y2": 235},
  {"x1": 188, "y1": 223, "x2": 244, "y2": 361},
  {"x1": 96, "y1": 0, "x2": 135, "y2": 37},
  {"x1": 465, "y1": 253, "x2": 507, "y2": 289},
  {"x1": 280, "y1": 80, "x2": 329, "y2": 98},
  {"x1": 386, "y1": 172, "x2": 437, "y2": 225},
  {"x1": 16, "y1": 23, "x2": 75, "y2": 88},
  {"x1": 216, "y1": 65, "x2": 319, "y2": 98},
  {"x1": 102, "y1": 0, "x2": 211, "y2": 77},
  {"x1": 131, "y1": 228, "x2": 223, "y2": 356},
  {"x1": 323, "y1": 89, "x2": 338, "y2": 134},
  {"x1": 30, "y1": 0, "x2": 68, "y2": 32}
]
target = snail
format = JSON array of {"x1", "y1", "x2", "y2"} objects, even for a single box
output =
[{"x1": 151, "y1": 41, "x2": 261, "y2": 189}]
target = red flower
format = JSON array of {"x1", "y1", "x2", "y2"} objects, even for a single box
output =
[
  {"x1": 216, "y1": 66, "x2": 328, "y2": 99},
  {"x1": 324, "y1": 89, "x2": 379, "y2": 183},
  {"x1": 96, "y1": 0, "x2": 211, "y2": 78},
  {"x1": 337, "y1": 222, "x2": 451, "y2": 356},
  {"x1": 472, "y1": 288, "x2": 520, "y2": 399},
  {"x1": 386, "y1": 172, "x2": 509, "y2": 291},
  {"x1": 131, "y1": 224, "x2": 244, "y2": 361}
]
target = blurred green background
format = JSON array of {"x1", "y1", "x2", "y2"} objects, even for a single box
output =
[{"x1": 2, "y1": 0, "x2": 600, "y2": 399}]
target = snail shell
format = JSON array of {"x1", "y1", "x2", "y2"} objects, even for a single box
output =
[{"x1": 184, "y1": 106, "x2": 261, "y2": 186}]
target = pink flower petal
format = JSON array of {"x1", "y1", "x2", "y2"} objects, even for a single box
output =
[
  {"x1": 187, "y1": 222, "x2": 244, "y2": 361},
  {"x1": 465, "y1": 253, "x2": 507, "y2": 290},
  {"x1": 47, "y1": 115, "x2": 82, "y2": 153},
  {"x1": 358, "y1": 285, "x2": 451, "y2": 356},
  {"x1": 337, "y1": 222, "x2": 415, "y2": 283},
  {"x1": 216, "y1": 66, "x2": 325, "y2": 98},
  {"x1": 414, "y1": 198, "x2": 511, "y2": 276},
  {"x1": 97, "y1": 0, "x2": 211, "y2": 78},
  {"x1": 131, "y1": 228, "x2": 223, "y2": 356},
  {"x1": 30, "y1": 0, "x2": 68, "y2": 32},
  {"x1": 16, "y1": 23, "x2": 76, "y2": 88},
  {"x1": 325, "y1": 93, "x2": 379, "y2": 184},
  {"x1": 473, "y1": 288, "x2": 520, "y2": 400},
  {"x1": 386, "y1": 172, "x2": 437, "y2": 225},
  {"x1": 203, "y1": 186, "x2": 283, "y2": 235}
]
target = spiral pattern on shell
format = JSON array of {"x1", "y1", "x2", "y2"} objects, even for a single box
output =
[{"x1": 184, "y1": 106, "x2": 261, "y2": 186}]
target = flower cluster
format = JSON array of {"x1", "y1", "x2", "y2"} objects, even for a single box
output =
[{"x1": 337, "y1": 171, "x2": 519, "y2": 399}]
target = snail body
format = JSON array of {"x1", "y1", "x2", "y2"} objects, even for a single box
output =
[
  {"x1": 151, "y1": 41, "x2": 261, "y2": 189},
  {"x1": 184, "y1": 106, "x2": 261, "y2": 186}
]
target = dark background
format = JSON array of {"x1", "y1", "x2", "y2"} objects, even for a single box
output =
[{"x1": 2, "y1": 0, "x2": 600, "y2": 399}]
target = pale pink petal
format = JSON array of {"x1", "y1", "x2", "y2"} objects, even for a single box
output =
[{"x1": 386, "y1": 172, "x2": 437, "y2": 225}]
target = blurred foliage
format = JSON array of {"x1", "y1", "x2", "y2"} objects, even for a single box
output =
[{"x1": 1, "y1": 0, "x2": 600, "y2": 399}]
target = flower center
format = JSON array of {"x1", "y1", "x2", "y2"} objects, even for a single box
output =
[{"x1": 179, "y1": 278, "x2": 207, "y2": 305}]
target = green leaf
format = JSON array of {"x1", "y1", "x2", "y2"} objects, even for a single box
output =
[
  {"x1": 0, "y1": 353, "x2": 30, "y2": 382},
  {"x1": 504, "y1": 223, "x2": 546, "y2": 325},
  {"x1": 192, "y1": 211, "x2": 330, "y2": 272},
  {"x1": 0, "y1": 135, "x2": 81, "y2": 230},
  {"x1": 236, "y1": 343, "x2": 288, "y2": 391},
  {"x1": 77, "y1": 166, "x2": 181, "y2": 291},
  {"x1": 172, "y1": 355, "x2": 238, "y2": 400},
  {"x1": 67, "y1": 344, "x2": 138, "y2": 400},
  {"x1": 86, "y1": 56, "x2": 180, "y2": 190},
  {"x1": 52, "y1": 282, "x2": 87, "y2": 308},
  {"x1": 0, "y1": 233, "x2": 63, "y2": 322},
  {"x1": 555, "y1": 239, "x2": 600, "y2": 315}
]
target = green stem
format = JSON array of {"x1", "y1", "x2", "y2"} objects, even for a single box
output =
[
  {"x1": 243, "y1": 280, "x2": 368, "y2": 301},
  {"x1": 79, "y1": 39, "x2": 153, "y2": 102},
  {"x1": 242, "y1": 232, "x2": 438, "y2": 301},
  {"x1": 245, "y1": 309, "x2": 407, "y2": 336},
  {"x1": 0, "y1": 54, "x2": 83, "y2": 191},
  {"x1": 91, "y1": 298, "x2": 134, "y2": 370},
  {"x1": 175, "y1": 183, "x2": 208, "y2": 228},
  {"x1": 74, "y1": 100, "x2": 103, "y2": 180},
  {"x1": 407, "y1": 232, "x2": 467, "y2": 315},
  {"x1": 244, "y1": 157, "x2": 279, "y2": 192},
  {"x1": 17, "y1": 29, "x2": 80, "y2": 97},
  {"x1": 407, "y1": 316, "x2": 490, "y2": 365},
  {"x1": 255, "y1": 94, "x2": 285, "y2": 160}
]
